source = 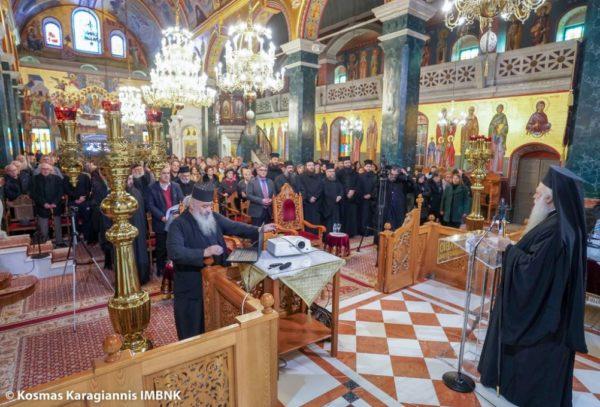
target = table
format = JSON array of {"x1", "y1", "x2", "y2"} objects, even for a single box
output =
[
  {"x1": 324, "y1": 232, "x2": 350, "y2": 257},
  {"x1": 239, "y1": 250, "x2": 345, "y2": 356}
]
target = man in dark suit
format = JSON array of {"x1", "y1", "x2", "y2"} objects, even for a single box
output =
[
  {"x1": 146, "y1": 164, "x2": 184, "y2": 276},
  {"x1": 3, "y1": 164, "x2": 23, "y2": 201},
  {"x1": 246, "y1": 164, "x2": 275, "y2": 226},
  {"x1": 29, "y1": 163, "x2": 65, "y2": 246},
  {"x1": 167, "y1": 186, "x2": 276, "y2": 339}
]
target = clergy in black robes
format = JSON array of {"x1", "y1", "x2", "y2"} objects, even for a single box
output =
[
  {"x1": 337, "y1": 157, "x2": 359, "y2": 237},
  {"x1": 297, "y1": 161, "x2": 323, "y2": 228},
  {"x1": 358, "y1": 160, "x2": 377, "y2": 235},
  {"x1": 381, "y1": 166, "x2": 414, "y2": 230},
  {"x1": 478, "y1": 166, "x2": 587, "y2": 407},
  {"x1": 62, "y1": 167, "x2": 92, "y2": 242},
  {"x1": 274, "y1": 161, "x2": 298, "y2": 194},
  {"x1": 320, "y1": 164, "x2": 343, "y2": 233},
  {"x1": 127, "y1": 175, "x2": 150, "y2": 285},
  {"x1": 266, "y1": 153, "x2": 283, "y2": 181},
  {"x1": 175, "y1": 166, "x2": 196, "y2": 196},
  {"x1": 166, "y1": 187, "x2": 276, "y2": 340}
]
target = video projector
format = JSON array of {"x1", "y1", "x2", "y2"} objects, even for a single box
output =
[{"x1": 266, "y1": 236, "x2": 312, "y2": 257}]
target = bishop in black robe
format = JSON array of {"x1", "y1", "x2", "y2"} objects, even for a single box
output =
[
  {"x1": 478, "y1": 166, "x2": 587, "y2": 407},
  {"x1": 167, "y1": 187, "x2": 274, "y2": 340},
  {"x1": 381, "y1": 168, "x2": 414, "y2": 230},
  {"x1": 297, "y1": 162, "x2": 323, "y2": 228},
  {"x1": 337, "y1": 158, "x2": 359, "y2": 237},
  {"x1": 320, "y1": 164, "x2": 344, "y2": 233}
]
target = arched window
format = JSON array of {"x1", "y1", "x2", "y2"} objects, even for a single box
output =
[
  {"x1": 334, "y1": 65, "x2": 347, "y2": 84},
  {"x1": 110, "y1": 30, "x2": 126, "y2": 58},
  {"x1": 452, "y1": 35, "x2": 480, "y2": 61},
  {"x1": 557, "y1": 6, "x2": 587, "y2": 42},
  {"x1": 72, "y1": 8, "x2": 102, "y2": 54},
  {"x1": 42, "y1": 18, "x2": 62, "y2": 48}
]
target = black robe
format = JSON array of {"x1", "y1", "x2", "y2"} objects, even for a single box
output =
[
  {"x1": 337, "y1": 168, "x2": 359, "y2": 237},
  {"x1": 176, "y1": 179, "x2": 196, "y2": 197},
  {"x1": 274, "y1": 173, "x2": 298, "y2": 194},
  {"x1": 266, "y1": 164, "x2": 282, "y2": 182},
  {"x1": 382, "y1": 176, "x2": 413, "y2": 230},
  {"x1": 321, "y1": 178, "x2": 343, "y2": 233},
  {"x1": 358, "y1": 171, "x2": 377, "y2": 235},
  {"x1": 127, "y1": 186, "x2": 150, "y2": 285},
  {"x1": 298, "y1": 172, "x2": 323, "y2": 227},
  {"x1": 478, "y1": 212, "x2": 586, "y2": 406},
  {"x1": 166, "y1": 211, "x2": 258, "y2": 340}
]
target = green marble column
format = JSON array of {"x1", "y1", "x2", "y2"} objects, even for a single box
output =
[
  {"x1": 373, "y1": 0, "x2": 436, "y2": 167},
  {"x1": 0, "y1": 61, "x2": 20, "y2": 165},
  {"x1": 567, "y1": 0, "x2": 600, "y2": 198},
  {"x1": 282, "y1": 39, "x2": 320, "y2": 164}
]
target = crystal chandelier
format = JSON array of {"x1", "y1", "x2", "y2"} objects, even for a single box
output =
[
  {"x1": 142, "y1": 9, "x2": 215, "y2": 109},
  {"x1": 215, "y1": 2, "x2": 285, "y2": 99},
  {"x1": 118, "y1": 86, "x2": 146, "y2": 126},
  {"x1": 443, "y1": 0, "x2": 545, "y2": 30}
]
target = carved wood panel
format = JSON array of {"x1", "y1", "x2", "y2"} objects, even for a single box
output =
[{"x1": 143, "y1": 347, "x2": 235, "y2": 406}]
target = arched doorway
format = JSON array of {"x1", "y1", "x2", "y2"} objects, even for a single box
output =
[
  {"x1": 509, "y1": 143, "x2": 560, "y2": 224},
  {"x1": 330, "y1": 117, "x2": 349, "y2": 162}
]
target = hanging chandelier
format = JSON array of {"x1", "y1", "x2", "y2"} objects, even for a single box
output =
[
  {"x1": 443, "y1": 0, "x2": 545, "y2": 30},
  {"x1": 118, "y1": 86, "x2": 146, "y2": 126},
  {"x1": 142, "y1": 7, "x2": 215, "y2": 109},
  {"x1": 215, "y1": 1, "x2": 285, "y2": 99}
]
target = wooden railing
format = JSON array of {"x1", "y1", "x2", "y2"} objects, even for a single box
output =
[
  {"x1": 376, "y1": 197, "x2": 422, "y2": 293},
  {"x1": 2, "y1": 267, "x2": 278, "y2": 407}
]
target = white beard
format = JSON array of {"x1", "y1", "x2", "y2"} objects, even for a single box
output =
[
  {"x1": 524, "y1": 198, "x2": 553, "y2": 235},
  {"x1": 192, "y1": 211, "x2": 218, "y2": 237}
]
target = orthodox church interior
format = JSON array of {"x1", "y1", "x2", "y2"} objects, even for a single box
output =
[{"x1": 0, "y1": 0, "x2": 599, "y2": 405}]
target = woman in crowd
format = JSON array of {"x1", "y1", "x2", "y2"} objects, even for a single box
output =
[
  {"x1": 202, "y1": 166, "x2": 220, "y2": 190},
  {"x1": 414, "y1": 173, "x2": 431, "y2": 224},
  {"x1": 427, "y1": 172, "x2": 443, "y2": 221},
  {"x1": 440, "y1": 172, "x2": 471, "y2": 228}
]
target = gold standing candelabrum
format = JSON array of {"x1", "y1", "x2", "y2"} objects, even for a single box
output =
[
  {"x1": 464, "y1": 135, "x2": 493, "y2": 231},
  {"x1": 146, "y1": 108, "x2": 167, "y2": 179},
  {"x1": 100, "y1": 100, "x2": 152, "y2": 352},
  {"x1": 55, "y1": 106, "x2": 82, "y2": 187}
]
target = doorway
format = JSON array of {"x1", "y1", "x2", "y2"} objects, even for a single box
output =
[{"x1": 513, "y1": 153, "x2": 560, "y2": 224}]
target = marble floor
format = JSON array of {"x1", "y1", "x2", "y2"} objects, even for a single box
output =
[{"x1": 278, "y1": 280, "x2": 600, "y2": 407}]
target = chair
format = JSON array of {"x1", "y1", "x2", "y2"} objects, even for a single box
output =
[
  {"x1": 272, "y1": 184, "x2": 326, "y2": 248},
  {"x1": 5, "y1": 195, "x2": 36, "y2": 235},
  {"x1": 481, "y1": 173, "x2": 501, "y2": 222}
]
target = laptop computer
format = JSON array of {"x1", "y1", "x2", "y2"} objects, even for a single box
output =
[{"x1": 226, "y1": 226, "x2": 264, "y2": 263}]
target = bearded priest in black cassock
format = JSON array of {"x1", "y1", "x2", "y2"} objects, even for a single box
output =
[
  {"x1": 478, "y1": 166, "x2": 587, "y2": 407},
  {"x1": 298, "y1": 160, "x2": 323, "y2": 228},
  {"x1": 167, "y1": 186, "x2": 275, "y2": 340},
  {"x1": 321, "y1": 163, "x2": 344, "y2": 232}
]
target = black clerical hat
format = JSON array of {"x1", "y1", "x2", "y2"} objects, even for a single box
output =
[
  {"x1": 179, "y1": 166, "x2": 190, "y2": 174},
  {"x1": 191, "y1": 186, "x2": 214, "y2": 202},
  {"x1": 364, "y1": 159, "x2": 374, "y2": 165},
  {"x1": 270, "y1": 153, "x2": 280, "y2": 158},
  {"x1": 325, "y1": 163, "x2": 335, "y2": 170},
  {"x1": 542, "y1": 165, "x2": 583, "y2": 190},
  {"x1": 340, "y1": 156, "x2": 350, "y2": 162},
  {"x1": 284, "y1": 160, "x2": 294, "y2": 166}
]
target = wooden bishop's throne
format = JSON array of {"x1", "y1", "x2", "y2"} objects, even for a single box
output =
[{"x1": 272, "y1": 183, "x2": 326, "y2": 248}]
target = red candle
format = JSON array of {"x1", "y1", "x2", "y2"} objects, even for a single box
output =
[
  {"x1": 54, "y1": 106, "x2": 78, "y2": 121},
  {"x1": 146, "y1": 109, "x2": 163, "y2": 122},
  {"x1": 101, "y1": 100, "x2": 121, "y2": 112}
]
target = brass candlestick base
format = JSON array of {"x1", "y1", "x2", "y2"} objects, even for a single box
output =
[
  {"x1": 464, "y1": 136, "x2": 492, "y2": 231},
  {"x1": 101, "y1": 101, "x2": 151, "y2": 352}
]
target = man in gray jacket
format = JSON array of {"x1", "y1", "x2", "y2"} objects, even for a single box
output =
[{"x1": 246, "y1": 164, "x2": 275, "y2": 226}]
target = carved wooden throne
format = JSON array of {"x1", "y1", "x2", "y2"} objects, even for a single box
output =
[
  {"x1": 272, "y1": 183, "x2": 326, "y2": 248},
  {"x1": 376, "y1": 195, "x2": 423, "y2": 293}
]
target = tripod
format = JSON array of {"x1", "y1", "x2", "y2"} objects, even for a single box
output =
[{"x1": 61, "y1": 205, "x2": 113, "y2": 331}]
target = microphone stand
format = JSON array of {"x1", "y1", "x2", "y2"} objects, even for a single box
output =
[{"x1": 443, "y1": 215, "x2": 499, "y2": 393}]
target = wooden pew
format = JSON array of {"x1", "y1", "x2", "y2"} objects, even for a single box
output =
[{"x1": 3, "y1": 267, "x2": 279, "y2": 407}]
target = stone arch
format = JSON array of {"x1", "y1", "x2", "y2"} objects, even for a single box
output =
[{"x1": 321, "y1": 26, "x2": 381, "y2": 60}]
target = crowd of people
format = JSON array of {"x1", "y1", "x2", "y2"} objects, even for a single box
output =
[{"x1": 0, "y1": 151, "x2": 473, "y2": 285}]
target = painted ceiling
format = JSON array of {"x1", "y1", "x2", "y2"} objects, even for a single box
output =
[{"x1": 10, "y1": 0, "x2": 225, "y2": 55}]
